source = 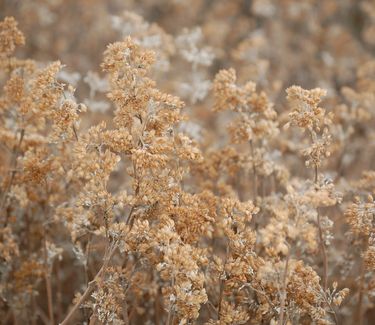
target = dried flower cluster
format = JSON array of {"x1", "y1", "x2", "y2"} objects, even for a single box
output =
[{"x1": 1, "y1": 1, "x2": 375, "y2": 324}]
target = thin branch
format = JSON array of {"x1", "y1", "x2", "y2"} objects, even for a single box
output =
[
  {"x1": 356, "y1": 250, "x2": 366, "y2": 325},
  {"x1": 59, "y1": 243, "x2": 118, "y2": 325},
  {"x1": 43, "y1": 235, "x2": 55, "y2": 325},
  {"x1": 313, "y1": 161, "x2": 328, "y2": 293},
  {"x1": 317, "y1": 211, "x2": 328, "y2": 292},
  {"x1": 279, "y1": 252, "x2": 290, "y2": 325},
  {"x1": 250, "y1": 140, "x2": 258, "y2": 200},
  {"x1": 1, "y1": 128, "x2": 25, "y2": 224},
  {"x1": 166, "y1": 273, "x2": 175, "y2": 325}
]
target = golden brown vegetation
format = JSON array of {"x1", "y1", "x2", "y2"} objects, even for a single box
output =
[{"x1": 0, "y1": 1, "x2": 375, "y2": 324}]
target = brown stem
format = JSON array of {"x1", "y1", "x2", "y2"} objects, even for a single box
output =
[
  {"x1": 317, "y1": 212, "x2": 328, "y2": 292},
  {"x1": 356, "y1": 250, "x2": 366, "y2": 325},
  {"x1": 88, "y1": 314, "x2": 99, "y2": 325},
  {"x1": 61, "y1": 280, "x2": 98, "y2": 324},
  {"x1": 59, "y1": 243, "x2": 117, "y2": 325},
  {"x1": 167, "y1": 274, "x2": 175, "y2": 325},
  {"x1": 217, "y1": 277, "x2": 225, "y2": 320},
  {"x1": 82, "y1": 235, "x2": 92, "y2": 322},
  {"x1": 1, "y1": 128, "x2": 25, "y2": 223},
  {"x1": 332, "y1": 309, "x2": 339, "y2": 325},
  {"x1": 72, "y1": 124, "x2": 79, "y2": 141},
  {"x1": 122, "y1": 300, "x2": 129, "y2": 325},
  {"x1": 279, "y1": 253, "x2": 290, "y2": 325},
  {"x1": 250, "y1": 140, "x2": 258, "y2": 200},
  {"x1": 43, "y1": 235, "x2": 55, "y2": 325},
  {"x1": 323, "y1": 295, "x2": 339, "y2": 325},
  {"x1": 125, "y1": 205, "x2": 136, "y2": 226},
  {"x1": 55, "y1": 260, "x2": 63, "y2": 323},
  {"x1": 36, "y1": 305, "x2": 52, "y2": 325},
  {"x1": 218, "y1": 244, "x2": 230, "y2": 320},
  {"x1": 31, "y1": 294, "x2": 38, "y2": 325},
  {"x1": 314, "y1": 162, "x2": 328, "y2": 292}
]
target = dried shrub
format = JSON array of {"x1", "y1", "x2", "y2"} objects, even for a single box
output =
[{"x1": 0, "y1": 2, "x2": 375, "y2": 324}]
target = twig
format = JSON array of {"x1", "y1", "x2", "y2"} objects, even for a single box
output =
[
  {"x1": 218, "y1": 243, "x2": 230, "y2": 320},
  {"x1": 317, "y1": 211, "x2": 328, "y2": 292},
  {"x1": 43, "y1": 234, "x2": 55, "y2": 325},
  {"x1": 1, "y1": 128, "x2": 25, "y2": 224},
  {"x1": 36, "y1": 305, "x2": 51, "y2": 325},
  {"x1": 166, "y1": 273, "x2": 175, "y2": 325},
  {"x1": 250, "y1": 140, "x2": 258, "y2": 200},
  {"x1": 72, "y1": 124, "x2": 79, "y2": 141},
  {"x1": 356, "y1": 252, "x2": 366, "y2": 325},
  {"x1": 55, "y1": 260, "x2": 63, "y2": 322},
  {"x1": 59, "y1": 243, "x2": 118, "y2": 325},
  {"x1": 279, "y1": 253, "x2": 290, "y2": 325},
  {"x1": 322, "y1": 294, "x2": 339, "y2": 325},
  {"x1": 314, "y1": 162, "x2": 328, "y2": 293}
]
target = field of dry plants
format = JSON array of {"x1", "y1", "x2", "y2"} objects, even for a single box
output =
[{"x1": 1, "y1": 0, "x2": 375, "y2": 324}]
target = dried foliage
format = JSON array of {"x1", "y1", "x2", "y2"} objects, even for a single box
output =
[{"x1": 0, "y1": 1, "x2": 375, "y2": 324}]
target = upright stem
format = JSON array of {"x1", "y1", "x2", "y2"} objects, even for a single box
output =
[
  {"x1": 314, "y1": 163, "x2": 328, "y2": 292},
  {"x1": 217, "y1": 277, "x2": 225, "y2": 320},
  {"x1": 279, "y1": 252, "x2": 290, "y2": 325},
  {"x1": 55, "y1": 260, "x2": 63, "y2": 323},
  {"x1": 1, "y1": 128, "x2": 25, "y2": 223},
  {"x1": 43, "y1": 236, "x2": 55, "y2": 325},
  {"x1": 250, "y1": 140, "x2": 258, "y2": 200},
  {"x1": 218, "y1": 244, "x2": 229, "y2": 320},
  {"x1": 61, "y1": 280, "x2": 97, "y2": 325},
  {"x1": 167, "y1": 274, "x2": 175, "y2": 325},
  {"x1": 317, "y1": 212, "x2": 328, "y2": 292},
  {"x1": 59, "y1": 243, "x2": 117, "y2": 325},
  {"x1": 31, "y1": 294, "x2": 38, "y2": 325},
  {"x1": 356, "y1": 242, "x2": 366, "y2": 325}
]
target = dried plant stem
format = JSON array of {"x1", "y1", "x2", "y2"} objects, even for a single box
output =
[
  {"x1": 332, "y1": 308, "x2": 339, "y2": 325},
  {"x1": 271, "y1": 174, "x2": 276, "y2": 193},
  {"x1": 59, "y1": 243, "x2": 117, "y2": 325},
  {"x1": 207, "y1": 300, "x2": 218, "y2": 316},
  {"x1": 356, "y1": 250, "x2": 366, "y2": 325},
  {"x1": 0, "y1": 128, "x2": 24, "y2": 222},
  {"x1": 279, "y1": 252, "x2": 290, "y2": 325},
  {"x1": 125, "y1": 205, "x2": 136, "y2": 226},
  {"x1": 36, "y1": 305, "x2": 51, "y2": 325},
  {"x1": 217, "y1": 277, "x2": 225, "y2": 320},
  {"x1": 167, "y1": 274, "x2": 175, "y2": 325},
  {"x1": 323, "y1": 295, "x2": 339, "y2": 325},
  {"x1": 31, "y1": 294, "x2": 38, "y2": 325},
  {"x1": 241, "y1": 284, "x2": 277, "y2": 314},
  {"x1": 166, "y1": 306, "x2": 173, "y2": 325},
  {"x1": 317, "y1": 211, "x2": 328, "y2": 292},
  {"x1": 218, "y1": 244, "x2": 229, "y2": 320},
  {"x1": 314, "y1": 163, "x2": 328, "y2": 292},
  {"x1": 88, "y1": 314, "x2": 99, "y2": 325},
  {"x1": 43, "y1": 235, "x2": 55, "y2": 325},
  {"x1": 250, "y1": 140, "x2": 258, "y2": 200},
  {"x1": 122, "y1": 301, "x2": 129, "y2": 325},
  {"x1": 85, "y1": 235, "x2": 92, "y2": 285},
  {"x1": 83, "y1": 235, "x2": 92, "y2": 322},
  {"x1": 126, "y1": 161, "x2": 140, "y2": 227},
  {"x1": 60, "y1": 262, "x2": 109, "y2": 325},
  {"x1": 155, "y1": 294, "x2": 161, "y2": 325},
  {"x1": 55, "y1": 260, "x2": 63, "y2": 322},
  {"x1": 45, "y1": 270, "x2": 55, "y2": 325},
  {"x1": 72, "y1": 124, "x2": 79, "y2": 141}
]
